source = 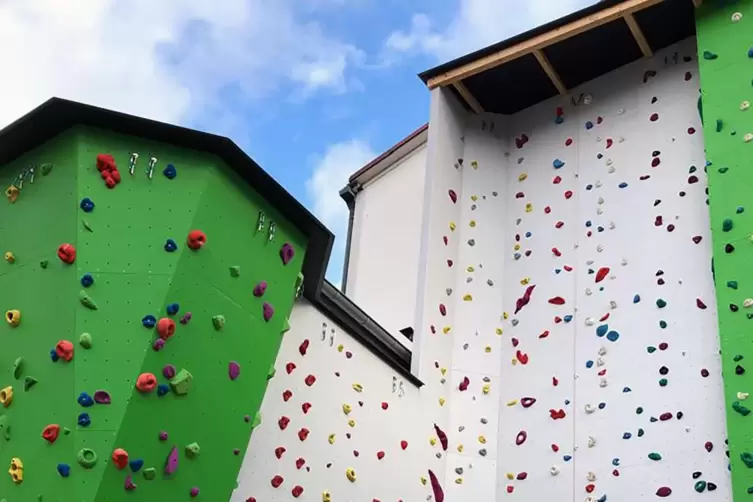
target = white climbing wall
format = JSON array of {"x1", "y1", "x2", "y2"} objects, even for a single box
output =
[{"x1": 447, "y1": 37, "x2": 731, "y2": 501}]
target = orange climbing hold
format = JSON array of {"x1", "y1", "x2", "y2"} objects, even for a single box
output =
[
  {"x1": 42, "y1": 424, "x2": 60, "y2": 444},
  {"x1": 112, "y1": 448, "x2": 129, "y2": 470},
  {"x1": 55, "y1": 340, "x2": 74, "y2": 362},
  {"x1": 135, "y1": 373, "x2": 157, "y2": 393},
  {"x1": 157, "y1": 318, "x2": 176, "y2": 340}
]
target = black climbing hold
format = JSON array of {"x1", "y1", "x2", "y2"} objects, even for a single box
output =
[
  {"x1": 736, "y1": 365, "x2": 745, "y2": 375},
  {"x1": 731, "y1": 304, "x2": 740, "y2": 312},
  {"x1": 693, "y1": 471, "x2": 702, "y2": 479},
  {"x1": 659, "y1": 366, "x2": 669, "y2": 375},
  {"x1": 725, "y1": 243, "x2": 735, "y2": 254}
]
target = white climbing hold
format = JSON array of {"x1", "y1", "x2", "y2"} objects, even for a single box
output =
[
  {"x1": 586, "y1": 260, "x2": 594, "y2": 266},
  {"x1": 732, "y1": 12, "x2": 743, "y2": 21},
  {"x1": 744, "y1": 133, "x2": 753, "y2": 143},
  {"x1": 585, "y1": 288, "x2": 593, "y2": 296},
  {"x1": 610, "y1": 300, "x2": 618, "y2": 309},
  {"x1": 588, "y1": 436, "x2": 596, "y2": 448},
  {"x1": 595, "y1": 180, "x2": 602, "y2": 188},
  {"x1": 738, "y1": 392, "x2": 750, "y2": 400},
  {"x1": 596, "y1": 357, "x2": 605, "y2": 367},
  {"x1": 587, "y1": 472, "x2": 596, "y2": 482},
  {"x1": 605, "y1": 159, "x2": 612, "y2": 167},
  {"x1": 617, "y1": 108, "x2": 625, "y2": 115},
  {"x1": 743, "y1": 299, "x2": 753, "y2": 308},
  {"x1": 742, "y1": 101, "x2": 751, "y2": 111},
  {"x1": 607, "y1": 165, "x2": 616, "y2": 174},
  {"x1": 585, "y1": 318, "x2": 595, "y2": 326},
  {"x1": 621, "y1": 258, "x2": 628, "y2": 266},
  {"x1": 597, "y1": 245, "x2": 604, "y2": 253},
  {"x1": 597, "y1": 197, "x2": 604, "y2": 205},
  {"x1": 550, "y1": 465, "x2": 560, "y2": 476},
  {"x1": 583, "y1": 94, "x2": 592, "y2": 105},
  {"x1": 618, "y1": 136, "x2": 625, "y2": 143},
  {"x1": 584, "y1": 404, "x2": 596, "y2": 414},
  {"x1": 596, "y1": 207, "x2": 604, "y2": 215},
  {"x1": 609, "y1": 221, "x2": 616, "y2": 229},
  {"x1": 585, "y1": 497, "x2": 596, "y2": 502},
  {"x1": 599, "y1": 378, "x2": 608, "y2": 388},
  {"x1": 598, "y1": 347, "x2": 607, "y2": 356}
]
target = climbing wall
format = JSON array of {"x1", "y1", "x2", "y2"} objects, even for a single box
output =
[
  {"x1": 0, "y1": 126, "x2": 305, "y2": 501},
  {"x1": 448, "y1": 37, "x2": 732, "y2": 501},
  {"x1": 696, "y1": 1, "x2": 753, "y2": 499}
]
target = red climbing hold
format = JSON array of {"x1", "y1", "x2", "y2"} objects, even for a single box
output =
[
  {"x1": 564, "y1": 265, "x2": 573, "y2": 272},
  {"x1": 564, "y1": 190, "x2": 573, "y2": 199},
  {"x1": 297, "y1": 428, "x2": 310, "y2": 441},
  {"x1": 447, "y1": 259, "x2": 453, "y2": 267},
  {"x1": 112, "y1": 448, "x2": 129, "y2": 470},
  {"x1": 704, "y1": 441, "x2": 713, "y2": 452},
  {"x1": 551, "y1": 444, "x2": 559, "y2": 452},
  {"x1": 650, "y1": 113, "x2": 659, "y2": 122},
  {"x1": 271, "y1": 475, "x2": 284, "y2": 488},
  {"x1": 295, "y1": 458, "x2": 305, "y2": 469},
  {"x1": 443, "y1": 236, "x2": 448, "y2": 245},
  {"x1": 278, "y1": 416, "x2": 290, "y2": 430},
  {"x1": 613, "y1": 469, "x2": 620, "y2": 477},
  {"x1": 515, "y1": 192, "x2": 525, "y2": 199},
  {"x1": 595, "y1": 267, "x2": 610, "y2": 283},
  {"x1": 684, "y1": 71, "x2": 692, "y2": 81},
  {"x1": 515, "y1": 430, "x2": 528, "y2": 446},
  {"x1": 656, "y1": 486, "x2": 672, "y2": 497},
  {"x1": 301, "y1": 402, "x2": 312, "y2": 414},
  {"x1": 688, "y1": 175, "x2": 699, "y2": 184},
  {"x1": 458, "y1": 376, "x2": 470, "y2": 392},
  {"x1": 186, "y1": 230, "x2": 207, "y2": 250},
  {"x1": 539, "y1": 330, "x2": 550, "y2": 339},
  {"x1": 156, "y1": 318, "x2": 176, "y2": 340},
  {"x1": 548, "y1": 296, "x2": 566, "y2": 305},
  {"x1": 42, "y1": 424, "x2": 60, "y2": 444},
  {"x1": 514, "y1": 285, "x2": 536, "y2": 314},
  {"x1": 434, "y1": 423, "x2": 448, "y2": 451},
  {"x1": 606, "y1": 138, "x2": 613, "y2": 149},
  {"x1": 381, "y1": 402, "x2": 388, "y2": 410},
  {"x1": 586, "y1": 484, "x2": 595, "y2": 493},
  {"x1": 439, "y1": 304, "x2": 447, "y2": 316},
  {"x1": 428, "y1": 469, "x2": 445, "y2": 502},
  {"x1": 299, "y1": 339, "x2": 309, "y2": 356},
  {"x1": 553, "y1": 176, "x2": 562, "y2": 184},
  {"x1": 659, "y1": 342, "x2": 668, "y2": 351},
  {"x1": 275, "y1": 447, "x2": 286, "y2": 459},
  {"x1": 57, "y1": 243, "x2": 77, "y2": 264},
  {"x1": 688, "y1": 127, "x2": 696, "y2": 135},
  {"x1": 696, "y1": 298, "x2": 707, "y2": 310},
  {"x1": 549, "y1": 409, "x2": 566, "y2": 420},
  {"x1": 286, "y1": 362, "x2": 296, "y2": 374},
  {"x1": 565, "y1": 138, "x2": 573, "y2": 146},
  {"x1": 597, "y1": 116, "x2": 603, "y2": 125},
  {"x1": 692, "y1": 235, "x2": 702, "y2": 244},
  {"x1": 654, "y1": 215, "x2": 663, "y2": 226},
  {"x1": 659, "y1": 412, "x2": 673, "y2": 421},
  {"x1": 544, "y1": 206, "x2": 551, "y2": 214},
  {"x1": 377, "y1": 451, "x2": 385, "y2": 460},
  {"x1": 555, "y1": 221, "x2": 564, "y2": 229},
  {"x1": 282, "y1": 390, "x2": 293, "y2": 402},
  {"x1": 517, "y1": 472, "x2": 528, "y2": 480},
  {"x1": 506, "y1": 486, "x2": 514, "y2": 494},
  {"x1": 400, "y1": 440, "x2": 408, "y2": 450},
  {"x1": 511, "y1": 338, "x2": 519, "y2": 347},
  {"x1": 96, "y1": 154, "x2": 117, "y2": 172},
  {"x1": 304, "y1": 374, "x2": 316, "y2": 387},
  {"x1": 599, "y1": 313, "x2": 610, "y2": 322},
  {"x1": 448, "y1": 190, "x2": 457, "y2": 204},
  {"x1": 652, "y1": 157, "x2": 661, "y2": 168},
  {"x1": 516, "y1": 351, "x2": 529, "y2": 365},
  {"x1": 55, "y1": 340, "x2": 75, "y2": 362},
  {"x1": 701, "y1": 369, "x2": 709, "y2": 378},
  {"x1": 291, "y1": 485, "x2": 304, "y2": 498},
  {"x1": 552, "y1": 247, "x2": 561, "y2": 257},
  {"x1": 552, "y1": 377, "x2": 559, "y2": 386}
]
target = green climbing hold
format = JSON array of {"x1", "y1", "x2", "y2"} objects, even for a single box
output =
[
  {"x1": 40, "y1": 163, "x2": 53, "y2": 176},
  {"x1": 733, "y1": 401, "x2": 751, "y2": 416},
  {"x1": 716, "y1": 119, "x2": 723, "y2": 132},
  {"x1": 648, "y1": 452, "x2": 662, "y2": 461},
  {"x1": 39, "y1": 260, "x2": 48, "y2": 269},
  {"x1": 695, "y1": 480, "x2": 707, "y2": 493},
  {"x1": 703, "y1": 50, "x2": 718, "y2": 60},
  {"x1": 23, "y1": 376, "x2": 37, "y2": 391},
  {"x1": 659, "y1": 378, "x2": 668, "y2": 387},
  {"x1": 647, "y1": 346, "x2": 656, "y2": 354},
  {"x1": 79, "y1": 333, "x2": 92, "y2": 349},
  {"x1": 718, "y1": 167, "x2": 729, "y2": 173},
  {"x1": 82, "y1": 219, "x2": 93, "y2": 232},
  {"x1": 63, "y1": 427, "x2": 71, "y2": 435},
  {"x1": 143, "y1": 468, "x2": 156, "y2": 480},
  {"x1": 748, "y1": 486, "x2": 753, "y2": 494},
  {"x1": 734, "y1": 355, "x2": 744, "y2": 362},
  {"x1": 185, "y1": 442, "x2": 201, "y2": 458},
  {"x1": 79, "y1": 290, "x2": 98, "y2": 310},
  {"x1": 77, "y1": 448, "x2": 98, "y2": 468},
  {"x1": 4, "y1": 423, "x2": 11, "y2": 441},
  {"x1": 659, "y1": 320, "x2": 667, "y2": 329},
  {"x1": 742, "y1": 452, "x2": 753, "y2": 468},
  {"x1": 723, "y1": 218, "x2": 733, "y2": 232},
  {"x1": 251, "y1": 411, "x2": 262, "y2": 431},
  {"x1": 656, "y1": 299, "x2": 667, "y2": 308},
  {"x1": 636, "y1": 407, "x2": 644, "y2": 414},
  {"x1": 637, "y1": 428, "x2": 645, "y2": 437},
  {"x1": 728, "y1": 281, "x2": 739, "y2": 290},
  {"x1": 212, "y1": 315, "x2": 225, "y2": 330},
  {"x1": 229, "y1": 266, "x2": 240, "y2": 277},
  {"x1": 169, "y1": 369, "x2": 193, "y2": 396},
  {"x1": 12, "y1": 357, "x2": 23, "y2": 380}
]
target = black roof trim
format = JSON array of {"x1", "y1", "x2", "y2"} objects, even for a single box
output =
[
  {"x1": 419, "y1": 0, "x2": 626, "y2": 84},
  {"x1": 0, "y1": 97, "x2": 333, "y2": 302}
]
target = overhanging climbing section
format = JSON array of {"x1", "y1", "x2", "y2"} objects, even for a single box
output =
[
  {"x1": 696, "y1": 1, "x2": 753, "y2": 499},
  {"x1": 0, "y1": 124, "x2": 306, "y2": 501}
]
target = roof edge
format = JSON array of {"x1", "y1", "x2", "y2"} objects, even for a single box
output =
[{"x1": 347, "y1": 123, "x2": 428, "y2": 185}]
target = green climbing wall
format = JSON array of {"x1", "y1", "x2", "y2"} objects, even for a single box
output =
[
  {"x1": 696, "y1": 1, "x2": 753, "y2": 498},
  {"x1": 0, "y1": 125, "x2": 306, "y2": 501}
]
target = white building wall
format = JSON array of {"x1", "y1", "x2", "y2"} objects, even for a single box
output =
[{"x1": 347, "y1": 143, "x2": 427, "y2": 339}]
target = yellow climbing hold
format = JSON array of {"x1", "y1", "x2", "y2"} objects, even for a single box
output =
[
  {"x1": 478, "y1": 435, "x2": 487, "y2": 444},
  {"x1": 469, "y1": 220, "x2": 476, "y2": 228},
  {"x1": 518, "y1": 172, "x2": 528, "y2": 182},
  {"x1": 738, "y1": 392, "x2": 750, "y2": 400},
  {"x1": 4, "y1": 252, "x2": 14, "y2": 264},
  {"x1": 507, "y1": 399, "x2": 518, "y2": 407},
  {"x1": 345, "y1": 467, "x2": 357, "y2": 482},
  {"x1": 484, "y1": 345, "x2": 492, "y2": 353},
  {"x1": 342, "y1": 404, "x2": 352, "y2": 415},
  {"x1": 449, "y1": 221, "x2": 456, "y2": 231},
  {"x1": 429, "y1": 438, "x2": 437, "y2": 446},
  {"x1": 337, "y1": 344, "x2": 344, "y2": 352},
  {"x1": 348, "y1": 419, "x2": 356, "y2": 428},
  {"x1": 328, "y1": 434, "x2": 336, "y2": 445},
  {"x1": 503, "y1": 312, "x2": 509, "y2": 319},
  {"x1": 455, "y1": 478, "x2": 463, "y2": 484},
  {"x1": 0, "y1": 386, "x2": 13, "y2": 408},
  {"x1": 506, "y1": 472, "x2": 514, "y2": 480},
  {"x1": 463, "y1": 294, "x2": 473, "y2": 301},
  {"x1": 471, "y1": 160, "x2": 478, "y2": 169},
  {"x1": 514, "y1": 243, "x2": 521, "y2": 251},
  {"x1": 467, "y1": 265, "x2": 475, "y2": 272},
  {"x1": 439, "y1": 397, "x2": 446, "y2": 406},
  {"x1": 442, "y1": 326, "x2": 451, "y2": 334},
  {"x1": 520, "y1": 277, "x2": 530, "y2": 285},
  {"x1": 8, "y1": 458, "x2": 22, "y2": 483},
  {"x1": 482, "y1": 384, "x2": 490, "y2": 394},
  {"x1": 322, "y1": 491, "x2": 332, "y2": 502},
  {"x1": 5, "y1": 310, "x2": 21, "y2": 327},
  {"x1": 511, "y1": 358, "x2": 518, "y2": 365},
  {"x1": 352, "y1": 383, "x2": 363, "y2": 393},
  {"x1": 495, "y1": 328, "x2": 503, "y2": 335},
  {"x1": 525, "y1": 202, "x2": 533, "y2": 213},
  {"x1": 457, "y1": 444, "x2": 464, "y2": 452},
  {"x1": 420, "y1": 476, "x2": 427, "y2": 486},
  {"x1": 440, "y1": 368, "x2": 447, "y2": 376},
  {"x1": 471, "y1": 195, "x2": 478, "y2": 201}
]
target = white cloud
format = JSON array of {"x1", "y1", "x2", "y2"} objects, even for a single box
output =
[
  {"x1": 305, "y1": 139, "x2": 376, "y2": 281},
  {"x1": 384, "y1": 0, "x2": 596, "y2": 63},
  {"x1": 0, "y1": 0, "x2": 365, "y2": 129}
]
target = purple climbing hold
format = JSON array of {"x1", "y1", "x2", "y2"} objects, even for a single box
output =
[
  {"x1": 280, "y1": 243, "x2": 295, "y2": 265},
  {"x1": 153, "y1": 338, "x2": 165, "y2": 351},
  {"x1": 229, "y1": 361, "x2": 241, "y2": 381},
  {"x1": 159, "y1": 431, "x2": 168, "y2": 441},
  {"x1": 163, "y1": 365, "x2": 176, "y2": 379},
  {"x1": 190, "y1": 487, "x2": 200, "y2": 498},
  {"x1": 263, "y1": 303, "x2": 274, "y2": 322},
  {"x1": 93, "y1": 390, "x2": 111, "y2": 404},
  {"x1": 124, "y1": 474, "x2": 137, "y2": 491},
  {"x1": 253, "y1": 281, "x2": 267, "y2": 298},
  {"x1": 180, "y1": 312, "x2": 192, "y2": 325},
  {"x1": 164, "y1": 446, "x2": 179, "y2": 475}
]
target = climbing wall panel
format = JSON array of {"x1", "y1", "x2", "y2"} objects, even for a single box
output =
[
  {"x1": 0, "y1": 125, "x2": 306, "y2": 501},
  {"x1": 696, "y1": 1, "x2": 753, "y2": 499}
]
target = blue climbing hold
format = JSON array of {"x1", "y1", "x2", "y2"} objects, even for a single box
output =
[
  {"x1": 585, "y1": 221, "x2": 592, "y2": 227},
  {"x1": 77, "y1": 392, "x2": 94, "y2": 407},
  {"x1": 80, "y1": 273, "x2": 94, "y2": 288},
  {"x1": 525, "y1": 231, "x2": 532, "y2": 238},
  {"x1": 163, "y1": 163, "x2": 177, "y2": 179},
  {"x1": 79, "y1": 197, "x2": 95, "y2": 213},
  {"x1": 585, "y1": 121, "x2": 594, "y2": 130},
  {"x1": 555, "y1": 115, "x2": 564, "y2": 125},
  {"x1": 586, "y1": 184, "x2": 593, "y2": 190},
  {"x1": 157, "y1": 383, "x2": 170, "y2": 397},
  {"x1": 597, "y1": 495, "x2": 607, "y2": 502},
  {"x1": 606, "y1": 330, "x2": 620, "y2": 342},
  {"x1": 612, "y1": 458, "x2": 620, "y2": 466},
  {"x1": 57, "y1": 463, "x2": 71, "y2": 477},
  {"x1": 554, "y1": 268, "x2": 561, "y2": 274},
  {"x1": 748, "y1": 47, "x2": 753, "y2": 58},
  {"x1": 619, "y1": 182, "x2": 628, "y2": 188},
  {"x1": 597, "y1": 226, "x2": 604, "y2": 232},
  {"x1": 50, "y1": 348, "x2": 59, "y2": 362},
  {"x1": 77, "y1": 412, "x2": 91, "y2": 427},
  {"x1": 513, "y1": 252, "x2": 521, "y2": 260},
  {"x1": 563, "y1": 315, "x2": 572, "y2": 323},
  {"x1": 598, "y1": 402, "x2": 606, "y2": 409},
  {"x1": 633, "y1": 294, "x2": 641, "y2": 304},
  {"x1": 164, "y1": 238, "x2": 178, "y2": 252},
  {"x1": 622, "y1": 387, "x2": 632, "y2": 393},
  {"x1": 166, "y1": 303, "x2": 180, "y2": 316},
  {"x1": 564, "y1": 455, "x2": 572, "y2": 461},
  {"x1": 586, "y1": 360, "x2": 594, "y2": 369},
  {"x1": 142, "y1": 315, "x2": 157, "y2": 328},
  {"x1": 623, "y1": 432, "x2": 632, "y2": 439},
  {"x1": 564, "y1": 399, "x2": 570, "y2": 405},
  {"x1": 129, "y1": 459, "x2": 144, "y2": 472},
  {"x1": 596, "y1": 324, "x2": 608, "y2": 337},
  {"x1": 553, "y1": 159, "x2": 565, "y2": 169}
]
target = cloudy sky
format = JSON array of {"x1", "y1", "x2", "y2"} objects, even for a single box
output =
[{"x1": 0, "y1": 0, "x2": 595, "y2": 285}]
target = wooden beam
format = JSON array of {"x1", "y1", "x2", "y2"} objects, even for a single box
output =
[
  {"x1": 623, "y1": 13, "x2": 652, "y2": 57},
  {"x1": 533, "y1": 50, "x2": 567, "y2": 95},
  {"x1": 452, "y1": 81, "x2": 485, "y2": 114},
  {"x1": 427, "y1": 0, "x2": 664, "y2": 89}
]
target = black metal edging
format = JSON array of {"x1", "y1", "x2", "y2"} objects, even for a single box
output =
[{"x1": 315, "y1": 280, "x2": 423, "y2": 388}]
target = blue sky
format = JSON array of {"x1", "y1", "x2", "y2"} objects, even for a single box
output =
[{"x1": 0, "y1": 0, "x2": 595, "y2": 286}]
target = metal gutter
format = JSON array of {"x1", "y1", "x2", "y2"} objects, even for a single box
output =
[{"x1": 338, "y1": 184, "x2": 359, "y2": 295}]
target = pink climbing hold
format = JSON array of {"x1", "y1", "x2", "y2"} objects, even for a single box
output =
[
  {"x1": 515, "y1": 430, "x2": 528, "y2": 446},
  {"x1": 448, "y1": 189, "x2": 457, "y2": 204},
  {"x1": 552, "y1": 376, "x2": 559, "y2": 386},
  {"x1": 520, "y1": 397, "x2": 536, "y2": 408},
  {"x1": 511, "y1": 338, "x2": 519, "y2": 347},
  {"x1": 652, "y1": 157, "x2": 661, "y2": 168},
  {"x1": 659, "y1": 412, "x2": 673, "y2": 421},
  {"x1": 688, "y1": 127, "x2": 696, "y2": 135},
  {"x1": 253, "y1": 281, "x2": 267, "y2": 297},
  {"x1": 696, "y1": 298, "x2": 707, "y2": 310},
  {"x1": 544, "y1": 206, "x2": 551, "y2": 214},
  {"x1": 555, "y1": 221, "x2": 564, "y2": 229},
  {"x1": 655, "y1": 215, "x2": 663, "y2": 226},
  {"x1": 515, "y1": 191, "x2": 525, "y2": 199},
  {"x1": 517, "y1": 472, "x2": 528, "y2": 480},
  {"x1": 656, "y1": 486, "x2": 672, "y2": 497},
  {"x1": 228, "y1": 361, "x2": 241, "y2": 381},
  {"x1": 595, "y1": 267, "x2": 610, "y2": 283},
  {"x1": 263, "y1": 302, "x2": 274, "y2": 322},
  {"x1": 428, "y1": 469, "x2": 445, "y2": 502},
  {"x1": 280, "y1": 243, "x2": 295, "y2": 265},
  {"x1": 458, "y1": 376, "x2": 470, "y2": 391},
  {"x1": 164, "y1": 446, "x2": 179, "y2": 475},
  {"x1": 597, "y1": 116, "x2": 603, "y2": 125},
  {"x1": 124, "y1": 475, "x2": 137, "y2": 491},
  {"x1": 701, "y1": 369, "x2": 709, "y2": 378}
]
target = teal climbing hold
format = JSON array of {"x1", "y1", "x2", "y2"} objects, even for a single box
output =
[
  {"x1": 723, "y1": 218, "x2": 733, "y2": 232},
  {"x1": 716, "y1": 119, "x2": 723, "y2": 132},
  {"x1": 606, "y1": 330, "x2": 620, "y2": 342},
  {"x1": 728, "y1": 281, "x2": 739, "y2": 290},
  {"x1": 742, "y1": 452, "x2": 753, "y2": 468},
  {"x1": 703, "y1": 50, "x2": 718, "y2": 60},
  {"x1": 596, "y1": 324, "x2": 608, "y2": 337},
  {"x1": 656, "y1": 299, "x2": 667, "y2": 308},
  {"x1": 733, "y1": 401, "x2": 751, "y2": 416},
  {"x1": 659, "y1": 320, "x2": 667, "y2": 328}
]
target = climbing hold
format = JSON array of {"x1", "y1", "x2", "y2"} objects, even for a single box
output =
[
  {"x1": 79, "y1": 290, "x2": 98, "y2": 310},
  {"x1": 595, "y1": 267, "x2": 609, "y2": 283},
  {"x1": 229, "y1": 361, "x2": 241, "y2": 381},
  {"x1": 42, "y1": 424, "x2": 60, "y2": 444},
  {"x1": 553, "y1": 159, "x2": 565, "y2": 169},
  {"x1": 723, "y1": 218, "x2": 733, "y2": 232},
  {"x1": 212, "y1": 315, "x2": 225, "y2": 330},
  {"x1": 656, "y1": 487, "x2": 672, "y2": 497},
  {"x1": 94, "y1": 390, "x2": 111, "y2": 404},
  {"x1": 428, "y1": 469, "x2": 444, "y2": 502},
  {"x1": 180, "y1": 312, "x2": 192, "y2": 324},
  {"x1": 185, "y1": 442, "x2": 201, "y2": 458},
  {"x1": 163, "y1": 164, "x2": 177, "y2": 179},
  {"x1": 56, "y1": 340, "x2": 74, "y2": 362},
  {"x1": 157, "y1": 318, "x2": 176, "y2": 340},
  {"x1": 57, "y1": 463, "x2": 71, "y2": 477},
  {"x1": 648, "y1": 452, "x2": 662, "y2": 461},
  {"x1": 186, "y1": 230, "x2": 207, "y2": 250},
  {"x1": 703, "y1": 51, "x2": 717, "y2": 60},
  {"x1": 521, "y1": 397, "x2": 536, "y2": 408},
  {"x1": 4, "y1": 310, "x2": 20, "y2": 327},
  {"x1": 77, "y1": 448, "x2": 98, "y2": 468},
  {"x1": 135, "y1": 373, "x2": 157, "y2": 393},
  {"x1": 164, "y1": 446, "x2": 179, "y2": 475},
  {"x1": 8, "y1": 458, "x2": 22, "y2": 484},
  {"x1": 23, "y1": 377, "x2": 37, "y2": 392},
  {"x1": 79, "y1": 332, "x2": 93, "y2": 349},
  {"x1": 112, "y1": 448, "x2": 129, "y2": 470},
  {"x1": 57, "y1": 243, "x2": 76, "y2": 264},
  {"x1": 166, "y1": 303, "x2": 179, "y2": 316},
  {"x1": 253, "y1": 281, "x2": 267, "y2": 297},
  {"x1": 515, "y1": 431, "x2": 527, "y2": 445},
  {"x1": 169, "y1": 369, "x2": 193, "y2": 395},
  {"x1": 345, "y1": 467, "x2": 357, "y2": 482},
  {"x1": 79, "y1": 197, "x2": 95, "y2": 213},
  {"x1": 280, "y1": 243, "x2": 295, "y2": 265},
  {"x1": 77, "y1": 412, "x2": 91, "y2": 427},
  {"x1": 263, "y1": 303, "x2": 275, "y2": 322},
  {"x1": 164, "y1": 238, "x2": 178, "y2": 252}
]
